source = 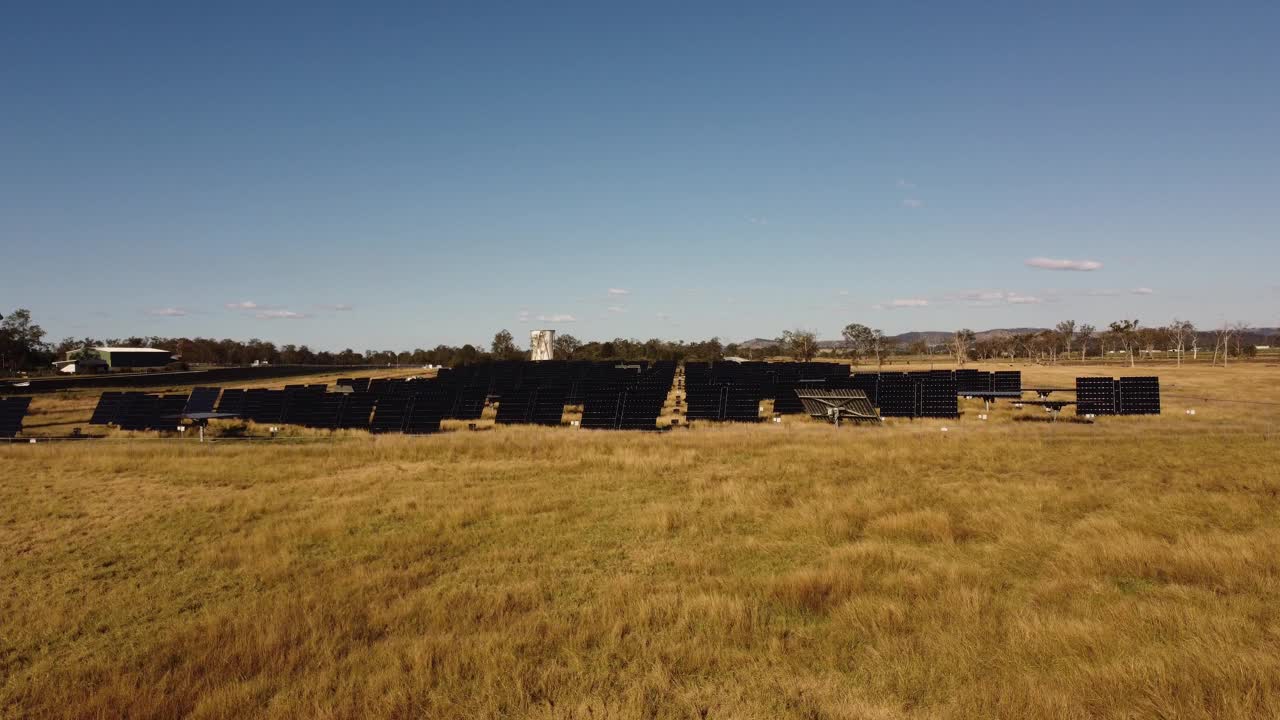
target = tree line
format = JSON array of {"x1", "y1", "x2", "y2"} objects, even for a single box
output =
[{"x1": 3, "y1": 307, "x2": 1274, "y2": 374}]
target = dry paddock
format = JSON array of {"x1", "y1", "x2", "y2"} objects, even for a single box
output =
[{"x1": 2, "y1": 362, "x2": 1279, "y2": 719}]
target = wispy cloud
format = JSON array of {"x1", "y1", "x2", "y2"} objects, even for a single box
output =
[
  {"x1": 517, "y1": 310, "x2": 532, "y2": 323},
  {"x1": 607, "y1": 288, "x2": 630, "y2": 296},
  {"x1": 318, "y1": 303, "x2": 354, "y2": 311},
  {"x1": 256, "y1": 310, "x2": 310, "y2": 320},
  {"x1": 607, "y1": 306, "x2": 627, "y2": 313},
  {"x1": 225, "y1": 300, "x2": 259, "y2": 310},
  {"x1": 946, "y1": 290, "x2": 1043, "y2": 306},
  {"x1": 897, "y1": 179, "x2": 916, "y2": 189},
  {"x1": 656, "y1": 312, "x2": 672, "y2": 321},
  {"x1": 902, "y1": 198, "x2": 924, "y2": 209},
  {"x1": 1131, "y1": 287, "x2": 1155, "y2": 295},
  {"x1": 875, "y1": 298, "x2": 929, "y2": 310},
  {"x1": 746, "y1": 216, "x2": 769, "y2": 225},
  {"x1": 836, "y1": 290, "x2": 850, "y2": 296},
  {"x1": 1025, "y1": 257, "x2": 1103, "y2": 271},
  {"x1": 536, "y1": 313, "x2": 576, "y2": 323},
  {"x1": 1005, "y1": 293, "x2": 1042, "y2": 304},
  {"x1": 147, "y1": 307, "x2": 189, "y2": 317}
]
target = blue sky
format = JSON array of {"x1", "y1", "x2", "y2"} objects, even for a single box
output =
[{"x1": 3, "y1": 2, "x2": 1277, "y2": 349}]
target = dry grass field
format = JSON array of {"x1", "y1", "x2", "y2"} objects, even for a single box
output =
[{"x1": 3, "y1": 362, "x2": 1280, "y2": 719}]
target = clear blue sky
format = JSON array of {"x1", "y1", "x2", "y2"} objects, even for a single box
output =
[{"x1": 3, "y1": 1, "x2": 1277, "y2": 349}]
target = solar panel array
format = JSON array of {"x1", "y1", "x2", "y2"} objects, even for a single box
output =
[
  {"x1": 1118, "y1": 377, "x2": 1161, "y2": 415},
  {"x1": 851, "y1": 371, "x2": 962, "y2": 418},
  {"x1": 683, "y1": 361, "x2": 765, "y2": 422},
  {"x1": 1074, "y1": 376, "x2": 1160, "y2": 416},
  {"x1": 184, "y1": 387, "x2": 221, "y2": 414},
  {"x1": 495, "y1": 385, "x2": 568, "y2": 426},
  {"x1": 580, "y1": 362, "x2": 675, "y2": 430},
  {"x1": 0, "y1": 397, "x2": 32, "y2": 438}
]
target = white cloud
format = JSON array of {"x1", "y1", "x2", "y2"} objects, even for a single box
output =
[
  {"x1": 836, "y1": 290, "x2": 850, "y2": 296},
  {"x1": 256, "y1": 310, "x2": 309, "y2": 320},
  {"x1": 147, "y1": 307, "x2": 188, "y2": 317},
  {"x1": 607, "y1": 288, "x2": 630, "y2": 296},
  {"x1": 536, "y1": 314, "x2": 576, "y2": 323},
  {"x1": 897, "y1": 179, "x2": 916, "y2": 189},
  {"x1": 1085, "y1": 289, "x2": 1123, "y2": 297},
  {"x1": 746, "y1": 216, "x2": 769, "y2": 225},
  {"x1": 225, "y1": 300, "x2": 259, "y2": 310},
  {"x1": 656, "y1": 312, "x2": 672, "y2": 321},
  {"x1": 319, "y1": 303, "x2": 354, "y2": 311},
  {"x1": 1025, "y1": 257, "x2": 1103, "y2": 271},
  {"x1": 517, "y1": 310, "x2": 531, "y2": 323},
  {"x1": 1005, "y1": 293, "x2": 1042, "y2": 304},
  {"x1": 902, "y1": 198, "x2": 924, "y2": 209},
  {"x1": 607, "y1": 306, "x2": 627, "y2": 313},
  {"x1": 878, "y1": 298, "x2": 929, "y2": 310},
  {"x1": 1131, "y1": 287, "x2": 1155, "y2": 295}
]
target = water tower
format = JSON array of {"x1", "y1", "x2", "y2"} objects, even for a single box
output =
[{"x1": 530, "y1": 329, "x2": 555, "y2": 361}]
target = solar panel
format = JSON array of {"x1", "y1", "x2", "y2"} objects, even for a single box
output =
[
  {"x1": 337, "y1": 377, "x2": 371, "y2": 393},
  {"x1": 305, "y1": 394, "x2": 344, "y2": 429},
  {"x1": 216, "y1": 389, "x2": 246, "y2": 417},
  {"x1": 157, "y1": 394, "x2": 190, "y2": 425},
  {"x1": 1075, "y1": 377, "x2": 1117, "y2": 415},
  {"x1": 185, "y1": 387, "x2": 221, "y2": 414},
  {"x1": 495, "y1": 385, "x2": 568, "y2": 426},
  {"x1": 89, "y1": 392, "x2": 126, "y2": 425},
  {"x1": 449, "y1": 385, "x2": 488, "y2": 420},
  {"x1": 116, "y1": 394, "x2": 161, "y2": 430},
  {"x1": 851, "y1": 373, "x2": 880, "y2": 406},
  {"x1": 919, "y1": 371, "x2": 958, "y2": 418},
  {"x1": 0, "y1": 397, "x2": 32, "y2": 438},
  {"x1": 370, "y1": 396, "x2": 409, "y2": 433},
  {"x1": 685, "y1": 384, "x2": 762, "y2": 422},
  {"x1": 1118, "y1": 376, "x2": 1161, "y2": 415},
  {"x1": 338, "y1": 394, "x2": 375, "y2": 429},
  {"x1": 954, "y1": 369, "x2": 988, "y2": 394},
  {"x1": 773, "y1": 379, "x2": 829, "y2": 414},
  {"x1": 242, "y1": 389, "x2": 285, "y2": 424},
  {"x1": 876, "y1": 373, "x2": 916, "y2": 417},
  {"x1": 403, "y1": 397, "x2": 445, "y2": 434},
  {"x1": 993, "y1": 371, "x2": 1022, "y2": 394}
]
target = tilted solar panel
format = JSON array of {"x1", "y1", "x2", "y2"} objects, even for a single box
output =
[
  {"x1": 216, "y1": 389, "x2": 246, "y2": 417},
  {"x1": 370, "y1": 396, "x2": 409, "y2": 433},
  {"x1": 1117, "y1": 376, "x2": 1161, "y2": 415},
  {"x1": 0, "y1": 397, "x2": 32, "y2": 438},
  {"x1": 184, "y1": 387, "x2": 221, "y2": 414},
  {"x1": 89, "y1": 392, "x2": 126, "y2": 425},
  {"x1": 1075, "y1": 377, "x2": 1117, "y2": 415}
]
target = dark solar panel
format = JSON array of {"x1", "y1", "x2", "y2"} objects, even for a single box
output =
[
  {"x1": 495, "y1": 385, "x2": 568, "y2": 426},
  {"x1": 370, "y1": 396, "x2": 409, "y2": 433},
  {"x1": 0, "y1": 397, "x2": 32, "y2": 438},
  {"x1": 877, "y1": 374, "x2": 916, "y2": 417},
  {"x1": 1118, "y1": 376, "x2": 1161, "y2": 415},
  {"x1": 774, "y1": 379, "x2": 829, "y2": 414},
  {"x1": 338, "y1": 394, "x2": 375, "y2": 429},
  {"x1": 993, "y1": 371, "x2": 1022, "y2": 394},
  {"x1": 116, "y1": 394, "x2": 161, "y2": 430},
  {"x1": 89, "y1": 392, "x2": 126, "y2": 425},
  {"x1": 242, "y1": 389, "x2": 285, "y2": 424},
  {"x1": 216, "y1": 389, "x2": 246, "y2": 417},
  {"x1": 919, "y1": 371, "x2": 958, "y2": 418},
  {"x1": 851, "y1": 373, "x2": 880, "y2": 406},
  {"x1": 449, "y1": 385, "x2": 488, "y2": 420},
  {"x1": 156, "y1": 394, "x2": 190, "y2": 426},
  {"x1": 184, "y1": 387, "x2": 221, "y2": 414},
  {"x1": 403, "y1": 397, "x2": 445, "y2": 434},
  {"x1": 1075, "y1": 377, "x2": 1117, "y2": 415}
]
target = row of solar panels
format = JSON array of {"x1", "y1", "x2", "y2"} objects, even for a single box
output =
[
  {"x1": 1075, "y1": 377, "x2": 1160, "y2": 415},
  {"x1": 0, "y1": 397, "x2": 32, "y2": 438},
  {"x1": 684, "y1": 370, "x2": 975, "y2": 420},
  {"x1": 338, "y1": 361, "x2": 660, "y2": 406}
]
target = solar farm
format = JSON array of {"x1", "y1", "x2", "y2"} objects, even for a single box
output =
[{"x1": 3, "y1": 360, "x2": 1279, "y2": 718}]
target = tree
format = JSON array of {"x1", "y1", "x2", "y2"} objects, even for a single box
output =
[
  {"x1": 841, "y1": 323, "x2": 874, "y2": 362},
  {"x1": 552, "y1": 333, "x2": 582, "y2": 360},
  {"x1": 1107, "y1": 319, "x2": 1140, "y2": 367},
  {"x1": 1076, "y1": 324, "x2": 1095, "y2": 361},
  {"x1": 1055, "y1": 320, "x2": 1077, "y2": 362},
  {"x1": 781, "y1": 329, "x2": 819, "y2": 362},
  {"x1": 490, "y1": 329, "x2": 519, "y2": 360},
  {"x1": 951, "y1": 329, "x2": 976, "y2": 366},
  {"x1": 0, "y1": 308, "x2": 52, "y2": 372},
  {"x1": 1168, "y1": 319, "x2": 1195, "y2": 367}
]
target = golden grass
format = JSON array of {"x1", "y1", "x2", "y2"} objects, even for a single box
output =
[{"x1": 2, "y1": 362, "x2": 1280, "y2": 718}]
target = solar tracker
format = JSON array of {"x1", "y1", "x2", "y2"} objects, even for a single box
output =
[
  {"x1": 157, "y1": 394, "x2": 191, "y2": 425},
  {"x1": 449, "y1": 385, "x2": 488, "y2": 420},
  {"x1": 0, "y1": 397, "x2": 32, "y2": 438},
  {"x1": 685, "y1": 384, "x2": 762, "y2": 422},
  {"x1": 337, "y1": 377, "x2": 371, "y2": 393},
  {"x1": 305, "y1": 394, "x2": 345, "y2": 429},
  {"x1": 773, "y1": 379, "x2": 829, "y2": 414},
  {"x1": 876, "y1": 373, "x2": 917, "y2": 417},
  {"x1": 1075, "y1": 377, "x2": 1117, "y2": 415},
  {"x1": 184, "y1": 387, "x2": 221, "y2": 414},
  {"x1": 495, "y1": 385, "x2": 568, "y2": 425},
  {"x1": 795, "y1": 389, "x2": 880, "y2": 425},
  {"x1": 116, "y1": 394, "x2": 161, "y2": 430},
  {"x1": 1118, "y1": 376, "x2": 1161, "y2": 415},
  {"x1": 851, "y1": 373, "x2": 880, "y2": 406},
  {"x1": 242, "y1": 389, "x2": 286, "y2": 424}
]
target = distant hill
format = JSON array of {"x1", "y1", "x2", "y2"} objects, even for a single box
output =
[{"x1": 736, "y1": 328, "x2": 1052, "y2": 350}]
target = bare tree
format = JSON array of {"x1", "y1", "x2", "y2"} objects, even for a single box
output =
[
  {"x1": 782, "y1": 329, "x2": 820, "y2": 362},
  {"x1": 1168, "y1": 319, "x2": 1194, "y2": 367},
  {"x1": 1055, "y1": 320, "x2": 1077, "y2": 362},
  {"x1": 951, "y1": 329, "x2": 976, "y2": 366},
  {"x1": 1076, "y1": 324, "x2": 1095, "y2": 362}
]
